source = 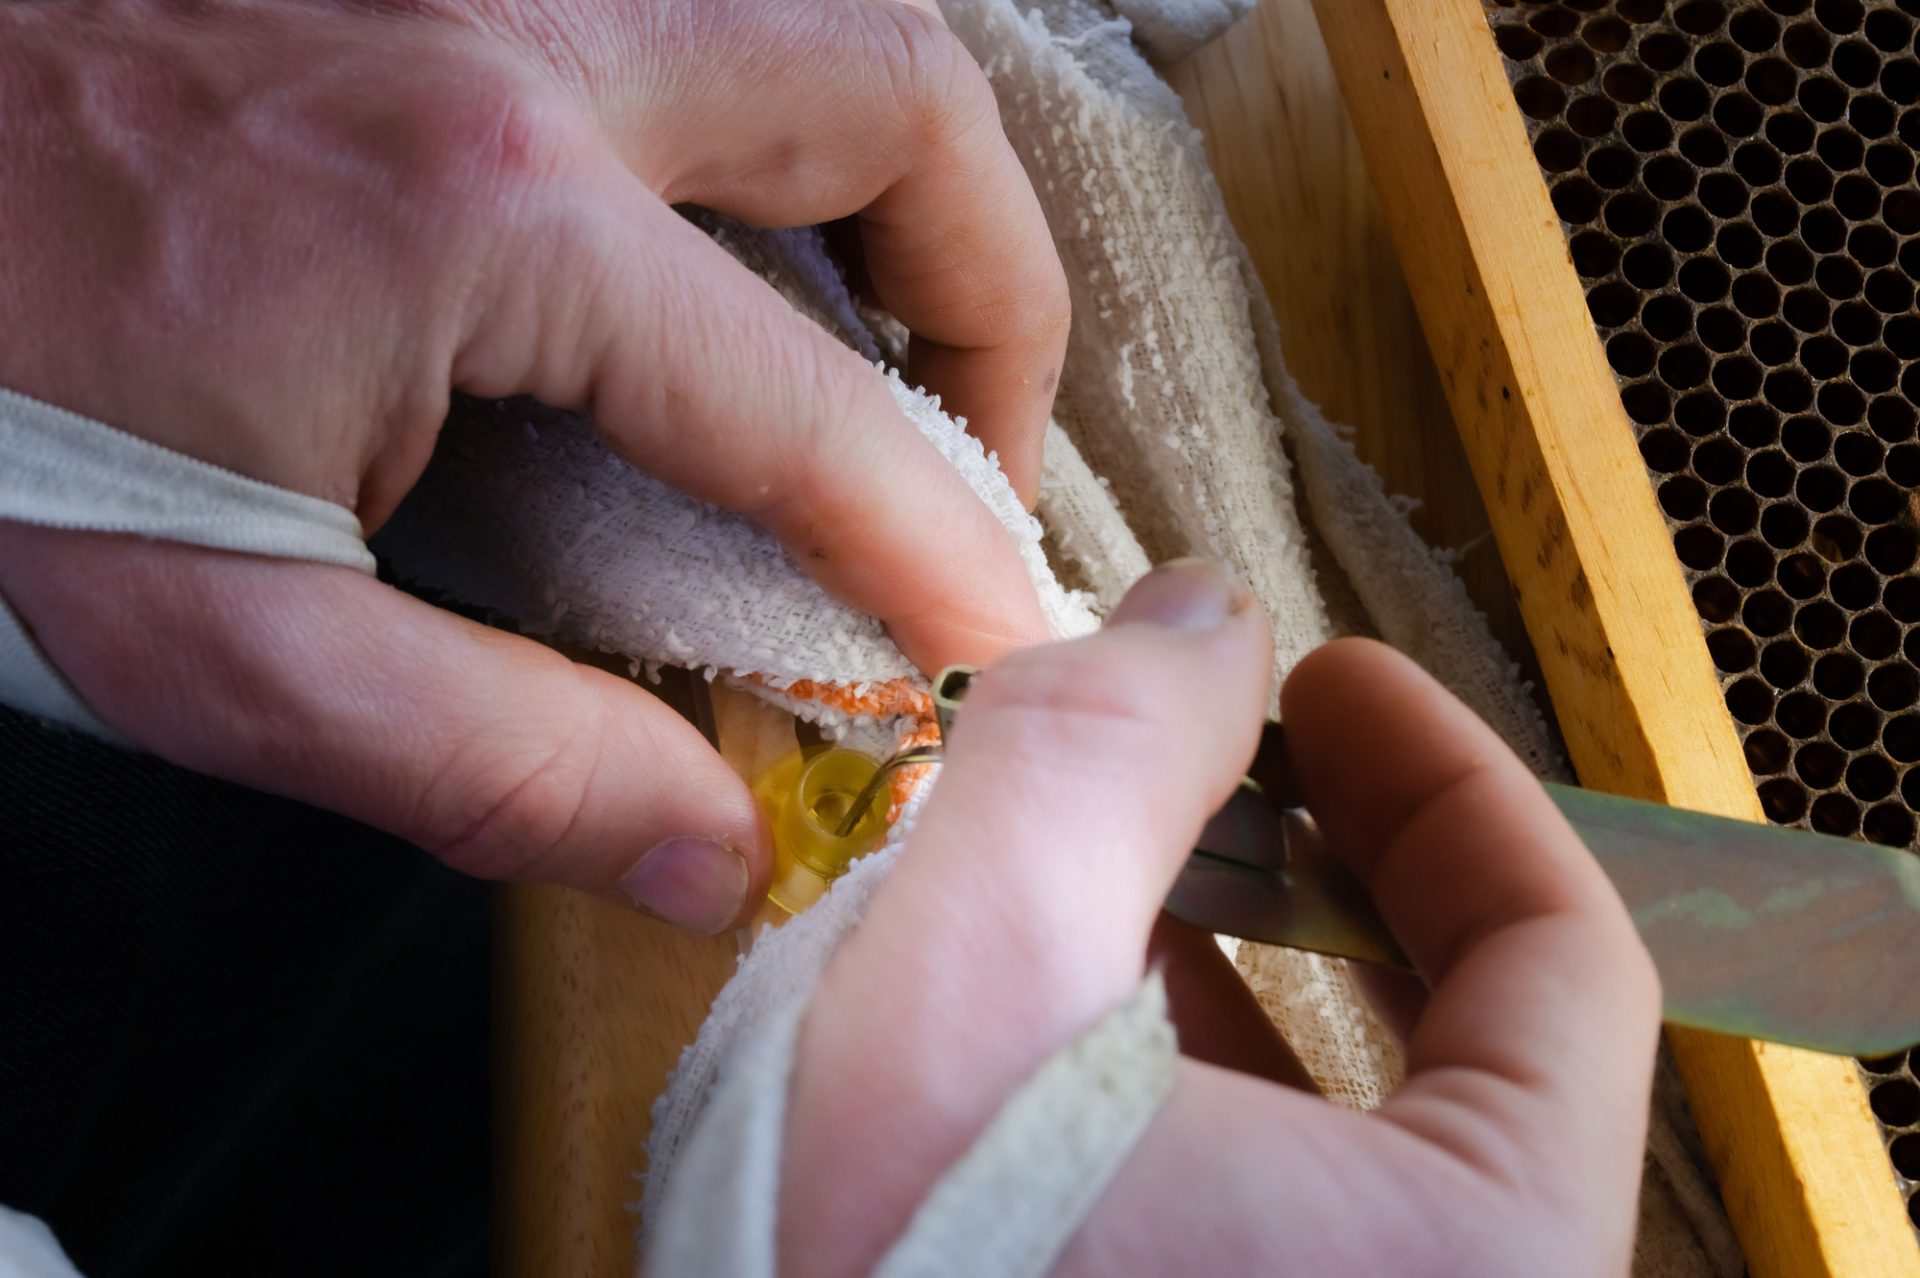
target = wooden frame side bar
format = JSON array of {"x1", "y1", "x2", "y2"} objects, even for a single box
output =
[{"x1": 1307, "y1": 1, "x2": 1913, "y2": 1272}]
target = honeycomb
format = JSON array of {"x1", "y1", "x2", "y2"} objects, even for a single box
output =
[{"x1": 1485, "y1": 0, "x2": 1920, "y2": 1226}]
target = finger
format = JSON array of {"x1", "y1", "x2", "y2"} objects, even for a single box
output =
[
  {"x1": 456, "y1": 174, "x2": 1051, "y2": 671},
  {"x1": 0, "y1": 525, "x2": 768, "y2": 933},
  {"x1": 1147, "y1": 913, "x2": 1315, "y2": 1089},
  {"x1": 1281, "y1": 640, "x2": 1658, "y2": 1211},
  {"x1": 779, "y1": 560, "x2": 1272, "y2": 1277},
  {"x1": 505, "y1": 0, "x2": 1068, "y2": 503}
]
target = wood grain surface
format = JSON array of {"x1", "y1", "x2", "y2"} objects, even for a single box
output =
[{"x1": 1308, "y1": 0, "x2": 1916, "y2": 1272}]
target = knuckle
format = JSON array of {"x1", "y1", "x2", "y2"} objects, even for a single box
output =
[
  {"x1": 959, "y1": 641, "x2": 1175, "y2": 764},
  {"x1": 861, "y1": 2, "x2": 994, "y2": 144},
  {"x1": 425, "y1": 701, "x2": 603, "y2": 881}
]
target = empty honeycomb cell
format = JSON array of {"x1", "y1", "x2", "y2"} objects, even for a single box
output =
[
  {"x1": 1643, "y1": 425, "x2": 1696, "y2": 472},
  {"x1": 1517, "y1": 75, "x2": 1569, "y2": 119},
  {"x1": 1802, "y1": 204, "x2": 1850, "y2": 250},
  {"x1": 1733, "y1": 402, "x2": 1785, "y2": 447},
  {"x1": 1816, "y1": 0, "x2": 1866, "y2": 33},
  {"x1": 1734, "y1": 6, "x2": 1786, "y2": 48},
  {"x1": 1762, "y1": 498, "x2": 1812, "y2": 546},
  {"x1": 1812, "y1": 512, "x2": 1865, "y2": 560},
  {"x1": 1702, "y1": 169, "x2": 1755, "y2": 215},
  {"x1": 1622, "y1": 242, "x2": 1675, "y2": 286},
  {"x1": 1886, "y1": 314, "x2": 1920, "y2": 356},
  {"x1": 1802, "y1": 333, "x2": 1850, "y2": 376},
  {"x1": 1872, "y1": 1077, "x2": 1920, "y2": 1126},
  {"x1": 1820, "y1": 121, "x2": 1872, "y2": 167},
  {"x1": 1604, "y1": 191, "x2": 1658, "y2": 235},
  {"x1": 1623, "y1": 378, "x2": 1674, "y2": 423},
  {"x1": 1817, "y1": 255, "x2": 1867, "y2": 299},
  {"x1": 1680, "y1": 0, "x2": 1732, "y2": 34},
  {"x1": 1818, "y1": 381, "x2": 1869, "y2": 425},
  {"x1": 1865, "y1": 267, "x2": 1916, "y2": 311},
  {"x1": 1905, "y1": 762, "x2": 1920, "y2": 809},
  {"x1": 1640, "y1": 31, "x2": 1692, "y2": 72},
  {"x1": 1750, "y1": 319, "x2": 1799, "y2": 363},
  {"x1": 1549, "y1": 42, "x2": 1601, "y2": 84},
  {"x1": 1798, "y1": 738, "x2": 1850, "y2": 784},
  {"x1": 1851, "y1": 475, "x2": 1905, "y2": 522},
  {"x1": 1885, "y1": 441, "x2": 1920, "y2": 483},
  {"x1": 1729, "y1": 674, "x2": 1780, "y2": 721},
  {"x1": 1778, "y1": 688, "x2": 1831, "y2": 736},
  {"x1": 1832, "y1": 560, "x2": 1883, "y2": 608},
  {"x1": 1536, "y1": 127, "x2": 1587, "y2": 173},
  {"x1": 1832, "y1": 699, "x2": 1884, "y2": 747},
  {"x1": 1901, "y1": 104, "x2": 1920, "y2": 145},
  {"x1": 1752, "y1": 186, "x2": 1802, "y2": 232},
  {"x1": 1784, "y1": 414, "x2": 1833, "y2": 461},
  {"x1": 1906, "y1": 363, "x2": 1920, "y2": 405},
  {"x1": 1663, "y1": 340, "x2": 1716, "y2": 387},
  {"x1": 1837, "y1": 429, "x2": 1890, "y2": 474},
  {"x1": 1643, "y1": 294, "x2": 1695, "y2": 340},
  {"x1": 1907, "y1": 623, "x2": 1920, "y2": 663},
  {"x1": 1868, "y1": 139, "x2": 1918, "y2": 182},
  {"x1": 1665, "y1": 202, "x2": 1717, "y2": 250},
  {"x1": 1569, "y1": 93, "x2": 1622, "y2": 135},
  {"x1": 1869, "y1": 395, "x2": 1918, "y2": 440},
  {"x1": 1796, "y1": 598, "x2": 1849, "y2": 646},
  {"x1": 1699, "y1": 38, "x2": 1750, "y2": 83},
  {"x1": 1815, "y1": 648, "x2": 1870, "y2": 696},
  {"x1": 1760, "y1": 774, "x2": 1814, "y2": 818},
  {"x1": 1790, "y1": 155, "x2": 1841, "y2": 201},
  {"x1": 1850, "y1": 752, "x2": 1901, "y2": 800},
  {"x1": 1835, "y1": 37, "x2": 1887, "y2": 85},
  {"x1": 1679, "y1": 391, "x2": 1731, "y2": 435},
  {"x1": 1866, "y1": 5, "x2": 1916, "y2": 48},
  {"x1": 1714, "y1": 354, "x2": 1767, "y2": 397},
  {"x1": 1865, "y1": 800, "x2": 1917, "y2": 845},
  {"x1": 1553, "y1": 174, "x2": 1606, "y2": 220},
  {"x1": 1751, "y1": 53, "x2": 1804, "y2": 99},
  {"x1": 1786, "y1": 16, "x2": 1836, "y2": 64},
  {"x1": 1889, "y1": 575, "x2": 1920, "y2": 617},
  {"x1": 1695, "y1": 572, "x2": 1744, "y2": 621},
  {"x1": 1884, "y1": 188, "x2": 1920, "y2": 230},
  {"x1": 1496, "y1": 22, "x2": 1546, "y2": 60},
  {"x1": 1798, "y1": 463, "x2": 1849, "y2": 512},
  {"x1": 1835, "y1": 173, "x2": 1886, "y2": 218},
  {"x1": 1604, "y1": 59, "x2": 1660, "y2": 102},
  {"x1": 1713, "y1": 485, "x2": 1764, "y2": 533},
  {"x1": 1664, "y1": 473, "x2": 1712, "y2": 520},
  {"x1": 1766, "y1": 239, "x2": 1818, "y2": 285},
  {"x1": 1851, "y1": 94, "x2": 1898, "y2": 136},
  {"x1": 1586, "y1": 15, "x2": 1633, "y2": 52},
  {"x1": 1692, "y1": 436, "x2": 1745, "y2": 484},
  {"x1": 1781, "y1": 286, "x2": 1831, "y2": 330},
  {"x1": 1712, "y1": 624, "x2": 1763, "y2": 671},
  {"x1": 1895, "y1": 1131, "x2": 1920, "y2": 1180},
  {"x1": 1812, "y1": 789, "x2": 1865, "y2": 833},
  {"x1": 1801, "y1": 72, "x2": 1852, "y2": 118},
  {"x1": 1834, "y1": 300, "x2": 1885, "y2": 345},
  {"x1": 1589, "y1": 280, "x2": 1640, "y2": 326},
  {"x1": 1852, "y1": 608, "x2": 1903, "y2": 658},
  {"x1": 1851, "y1": 347, "x2": 1899, "y2": 392},
  {"x1": 1871, "y1": 662, "x2": 1920, "y2": 710},
  {"x1": 1626, "y1": 109, "x2": 1679, "y2": 151},
  {"x1": 1747, "y1": 725, "x2": 1793, "y2": 771},
  {"x1": 1763, "y1": 634, "x2": 1817, "y2": 683},
  {"x1": 1868, "y1": 525, "x2": 1920, "y2": 573},
  {"x1": 1531, "y1": 6, "x2": 1580, "y2": 38},
  {"x1": 1590, "y1": 143, "x2": 1642, "y2": 186},
  {"x1": 1666, "y1": 74, "x2": 1717, "y2": 119},
  {"x1": 1743, "y1": 583, "x2": 1795, "y2": 630},
  {"x1": 1780, "y1": 549, "x2": 1830, "y2": 595},
  {"x1": 1886, "y1": 711, "x2": 1920, "y2": 761},
  {"x1": 1881, "y1": 54, "x2": 1920, "y2": 99},
  {"x1": 1865, "y1": 1048, "x2": 1916, "y2": 1076},
  {"x1": 1609, "y1": 330, "x2": 1660, "y2": 377},
  {"x1": 1731, "y1": 534, "x2": 1781, "y2": 584}
]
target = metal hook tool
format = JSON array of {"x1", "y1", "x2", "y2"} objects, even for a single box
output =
[{"x1": 834, "y1": 665, "x2": 1920, "y2": 1058}]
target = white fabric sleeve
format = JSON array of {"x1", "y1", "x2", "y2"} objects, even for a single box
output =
[
  {"x1": 0, "y1": 1206, "x2": 82, "y2": 1278},
  {"x1": 0, "y1": 386, "x2": 375, "y2": 741},
  {"x1": 644, "y1": 970, "x2": 1176, "y2": 1278}
]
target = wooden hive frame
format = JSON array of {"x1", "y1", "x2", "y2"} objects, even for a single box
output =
[{"x1": 1308, "y1": 0, "x2": 1916, "y2": 1271}]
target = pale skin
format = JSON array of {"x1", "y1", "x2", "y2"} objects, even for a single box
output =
[{"x1": 0, "y1": 3, "x2": 1659, "y2": 1271}]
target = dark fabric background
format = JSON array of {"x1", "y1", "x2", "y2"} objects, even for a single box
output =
[{"x1": 0, "y1": 704, "x2": 489, "y2": 1277}]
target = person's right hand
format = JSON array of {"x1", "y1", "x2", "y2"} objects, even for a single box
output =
[
  {"x1": 0, "y1": 0, "x2": 1069, "y2": 932},
  {"x1": 773, "y1": 563, "x2": 1662, "y2": 1276}
]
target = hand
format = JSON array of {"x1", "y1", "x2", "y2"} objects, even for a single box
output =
[
  {"x1": 778, "y1": 562, "x2": 1662, "y2": 1276},
  {"x1": 0, "y1": 0, "x2": 1069, "y2": 931}
]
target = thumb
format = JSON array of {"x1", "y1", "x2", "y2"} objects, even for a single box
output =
[
  {"x1": 0, "y1": 525, "x2": 768, "y2": 933},
  {"x1": 780, "y1": 560, "x2": 1272, "y2": 1278}
]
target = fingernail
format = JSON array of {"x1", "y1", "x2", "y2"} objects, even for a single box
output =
[
  {"x1": 1110, "y1": 558, "x2": 1252, "y2": 631},
  {"x1": 619, "y1": 837, "x2": 748, "y2": 934}
]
